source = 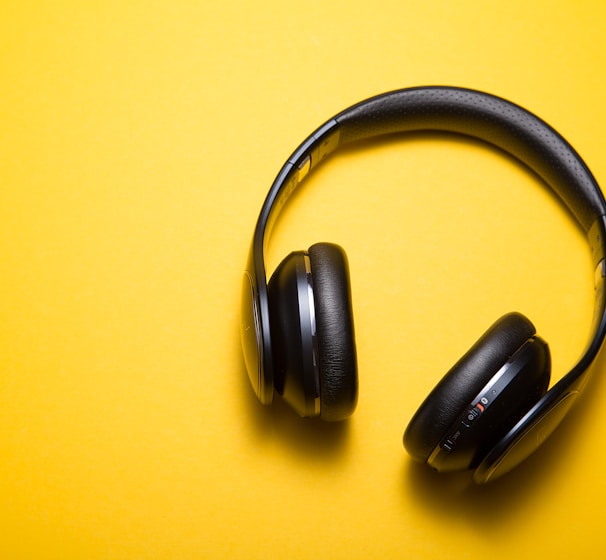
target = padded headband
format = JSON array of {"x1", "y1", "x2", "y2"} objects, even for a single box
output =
[
  {"x1": 242, "y1": 86, "x2": 606, "y2": 407},
  {"x1": 338, "y1": 88, "x2": 605, "y2": 230}
]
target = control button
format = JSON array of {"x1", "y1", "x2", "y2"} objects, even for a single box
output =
[
  {"x1": 441, "y1": 430, "x2": 461, "y2": 452},
  {"x1": 462, "y1": 404, "x2": 484, "y2": 428}
]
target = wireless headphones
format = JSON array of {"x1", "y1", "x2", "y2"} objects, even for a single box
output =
[{"x1": 240, "y1": 86, "x2": 606, "y2": 483}]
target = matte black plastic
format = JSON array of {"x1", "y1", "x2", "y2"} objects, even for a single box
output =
[
  {"x1": 308, "y1": 243, "x2": 358, "y2": 421},
  {"x1": 241, "y1": 272, "x2": 264, "y2": 401},
  {"x1": 474, "y1": 391, "x2": 578, "y2": 483},
  {"x1": 243, "y1": 241, "x2": 274, "y2": 405}
]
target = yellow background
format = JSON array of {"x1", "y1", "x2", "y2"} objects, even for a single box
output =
[{"x1": 2, "y1": 1, "x2": 606, "y2": 558}]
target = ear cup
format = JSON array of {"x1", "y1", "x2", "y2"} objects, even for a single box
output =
[
  {"x1": 404, "y1": 313, "x2": 550, "y2": 466},
  {"x1": 268, "y1": 243, "x2": 358, "y2": 420},
  {"x1": 308, "y1": 243, "x2": 358, "y2": 421}
]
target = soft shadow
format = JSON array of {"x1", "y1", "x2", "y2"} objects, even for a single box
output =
[
  {"x1": 401, "y1": 341, "x2": 606, "y2": 524},
  {"x1": 234, "y1": 327, "x2": 351, "y2": 463}
]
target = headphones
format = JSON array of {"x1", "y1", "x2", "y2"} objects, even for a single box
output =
[{"x1": 240, "y1": 86, "x2": 606, "y2": 483}]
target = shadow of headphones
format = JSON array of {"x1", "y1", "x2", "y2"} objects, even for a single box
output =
[{"x1": 240, "y1": 86, "x2": 606, "y2": 483}]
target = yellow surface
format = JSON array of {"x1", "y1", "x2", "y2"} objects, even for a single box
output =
[{"x1": 2, "y1": 1, "x2": 606, "y2": 558}]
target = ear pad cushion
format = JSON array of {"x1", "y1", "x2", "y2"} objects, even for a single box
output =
[
  {"x1": 308, "y1": 243, "x2": 358, "y2": 421},
  {"x1": 404, "y1": 312, "x2": 537, "y2": 463}
]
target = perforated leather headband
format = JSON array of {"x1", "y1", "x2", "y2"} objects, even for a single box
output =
[
  {"x1": 241, "y1": 86, "x2": 606, "y2": 409},
  {"x1": 337, "y1": 88, "x2": 605, "y2": 229}
]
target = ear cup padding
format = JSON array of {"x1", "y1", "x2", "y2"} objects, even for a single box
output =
[
  {"x1": 308, "y1": 243, "x2": 358, "y2": 421},
  {"x1": 404, "y1": 313, "x2": 537, "y2": 463}
]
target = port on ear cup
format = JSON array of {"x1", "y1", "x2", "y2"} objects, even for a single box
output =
[
  {"x1": 403, "y1": 313, "x2": 550, "y2": 467},
  {"x1": 308, "y1": 243, "x2": 358, "y2": 421}
]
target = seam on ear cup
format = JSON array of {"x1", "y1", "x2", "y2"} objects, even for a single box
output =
[
  {"x1": 403, "y1": 312, "x2": 538, "y2": 463},
  {"x1": 308, "y1": 243, "x2": 358, "y2": 421}
]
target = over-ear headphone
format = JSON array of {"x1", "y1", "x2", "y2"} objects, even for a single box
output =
[{"x1": 240, "y1": 86, "x2": 606, "y2": 483}]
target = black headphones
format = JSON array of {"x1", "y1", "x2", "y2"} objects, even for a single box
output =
[{"x1": 240, "y1": 86, "x2": 606, "y2": 483}]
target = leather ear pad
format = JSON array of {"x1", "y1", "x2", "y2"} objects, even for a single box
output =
[
  {"x1": 404, "y1": 313, "x2": 537, "y2": 463},
  {"x1": 308, "y1": 243, "x2": 358, "y2": 421}
]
